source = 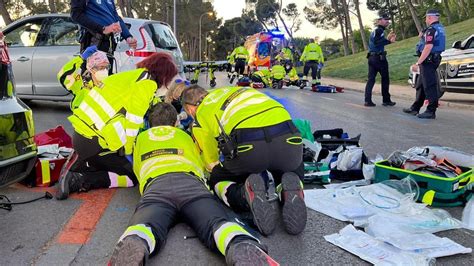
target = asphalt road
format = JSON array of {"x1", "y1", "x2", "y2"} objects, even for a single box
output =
[{"x1": 1, "y1": 72, "x2": 473, "y2": 265}]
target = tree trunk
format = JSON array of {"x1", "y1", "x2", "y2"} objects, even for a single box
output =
[
  {"x1": 396, "y1": 0, "x2": 406, "y2": 39},
  {"x1": 460, "y1": 0, "x2": 471, "y2": 17},
  {"x1": 0, "y1": 0, "x2": 13, "y2": 25},
  {"x1": 341, "y1": 0, "x2": 356, "y2": 54},
  {"x1": 125, "y1": 0, "x2": 134, "y2": 18},
  {"x1": 406, "y1": 0, "x2": 423, "y2": 33},
  {"x1": 117, "y1": 0, "x2": 127, "y2": 17},
  {"x1": 442, "y1": 0, "x2": 452, "y2": 24},
  {"x1": 48, "y1": 0, "x2": 57, "y2": 13},
  {"x1": 331, "y1": 0, "x2": 349, "y2": 56},
  {"x1": 353, "y1": 0, "x2": 367, "y2": 51}
]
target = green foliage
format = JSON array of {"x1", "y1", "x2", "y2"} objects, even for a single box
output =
[
  {"x1": 323, "y1": 18, "x2": 474, "y2": 85},
  {"x1": 214, "y1": 12, "x2": 263, "y2": 60}
]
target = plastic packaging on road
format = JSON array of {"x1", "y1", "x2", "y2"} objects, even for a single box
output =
[
  {"x1": 463, "y1": 196, "x2": 474, "y2": 230},
  {"x1": 325, "y1": 225, "x2": 435, "y2": 266}
]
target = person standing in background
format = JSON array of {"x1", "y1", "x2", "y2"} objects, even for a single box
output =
[
  {"x1": 364, "y1": 14, "x2": 396, "y2": 107},
  {"x1": 71, "y1": 0, "x2": 137, "y2": 73},
  {"x1": 403, "y1": 9, "x2": 446, "y2": 119}
]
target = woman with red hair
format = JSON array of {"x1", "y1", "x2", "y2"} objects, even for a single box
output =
[{"x1": 56, "y1": 52, "x2": 178, "y2": 200}]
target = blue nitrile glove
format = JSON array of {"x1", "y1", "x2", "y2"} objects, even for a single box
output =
[
  {"x1": 318, "y1": 63, "x2": 324, "y2": 69},
  {"x1": 81, "y1": 45, "x2": 98, "y2": 60},
  {"x1": 125, "y1": 155, "x2": 133, "y2": 164}
]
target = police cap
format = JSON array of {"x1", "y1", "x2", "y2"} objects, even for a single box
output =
[
  {"x1": 377, "y1": 13, "x2": 391, "y2": 20},
  {"x1": 425, "y1": 9, "x2": 441, "y2": 17}
]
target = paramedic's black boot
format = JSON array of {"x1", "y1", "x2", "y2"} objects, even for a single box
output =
[
  {"x1": 280, "y1": 172, "x2": 307, "y2": 235},
  {"x1": 109, "y1": 235, "x2": 149, "y2": 266},
  {"x1": 403, "y1": 108, "x2": 418, "y2": 115},
  {"x1": 244, "y1": 174, "x2": 278, "y2": 236},
  {"x1": 364, "y1": 102, "x2": 376, "y2": 107},
  {"x1": 226, "y1": 240, "x2": 279, "y2": 266},
  {"x1": 417, "y1": 111, "x2": 436, "y2": 119},
  {"x1": 56, "y1": 172, "x2": 87, "y2": 200}
]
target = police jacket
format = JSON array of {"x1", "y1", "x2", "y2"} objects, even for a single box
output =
[
  {"x1": 368, "y1": 25, "x2": 391, "y2": 53},
  {"x1": 416, "y1": 22, "x2": 446, "y2": 55},
  {"x1": 71, "y1": 0, "x2": 132, "y2": 39},
  {"x1": 68, "y1": 68, "x2": 157, "y2": 155},
  {"x1": 133, "y1": 126, "x2": 206, "y2": 194},
  {"x1": 191, "y1": 87, "x2": 292, "y2": 171}
]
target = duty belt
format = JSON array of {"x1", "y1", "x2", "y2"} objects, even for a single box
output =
[
  {"x1": 368, "y1": 51, "x2": 387, "y2": 56},
  {"x1": 233, "y1": 121, "x2": 297, "y2": 143}
]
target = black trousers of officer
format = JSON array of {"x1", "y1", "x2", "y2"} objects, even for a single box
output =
[
  {"x1": 129, "y1": 173, "x2": 260, "y2": 256},
  {"x1": 80, "y1": 31, "x2": 117, "y2": 75},
  {"x1": 210, "y1": 121, "x2": 304, "y2": 212},
  {"x1": 303, "y1": 60, "x2": 319, "y2": 80},
  {"x1": 234, "y1": 59, "x2": 246, "y2": 75},
  {"x1": 364, "y1": 55, "x2": 391, "y2": 103},
  {"x1": 70, "y1": 132, "x2": 137, "y2": 189},
  {"x1": 410, "y1": 56, "x2": 442, "y2": 113}
]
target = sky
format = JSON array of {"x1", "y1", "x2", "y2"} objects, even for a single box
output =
[{"x1": 213, "y1": 0, "x2": 379, "y2": 40}]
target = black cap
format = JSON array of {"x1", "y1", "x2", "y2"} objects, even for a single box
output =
[
  {"x1": 426, "y1": 9, "x2": 440, "y2": 17},
  {"x1": 378, "y1": 13, "x2": 391, "y2": 20}
]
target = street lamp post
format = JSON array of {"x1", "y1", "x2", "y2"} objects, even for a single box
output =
[
  {"x1": 199, "y1": 11, "x2": 213, "y2": 62},
  {"x1": 204, "y1": 30, "x2": 214, "y2": 61},
  {"x1": 173, "y1": 0, "x2": 176, "y2": 35}
]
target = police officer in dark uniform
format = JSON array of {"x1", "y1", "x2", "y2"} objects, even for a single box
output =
[
  {"x1": 364, "y1": 14, "x2": 396, "y2": 107},
  {"x1": 403, "y1": 9, "x2": 446, "y2": 119}
]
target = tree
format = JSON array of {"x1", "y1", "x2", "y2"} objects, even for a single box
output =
[
  {"x1": 353, "y1": 0, "x2": 368, "y2": 51},
  {"x1": 304, "y1": 0, "x2": 349, "y2": 56},
  {"x1": 255, "y1": 0, "x2": 279, "y2": 30},
  {"x1": 282, "y1": 3, "x2": 301, "y2": 36},
  {"x1": 405, "y1": 0, "x2": 422, "y2": 33},
  {"x1": 0, "y1": 0, "x2": 13, "y2": 25},
  {"x1": 341, "y1": 0, "x2": 356, "y2": 54}
]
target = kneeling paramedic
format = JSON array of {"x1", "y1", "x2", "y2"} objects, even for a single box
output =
[
  {"x1": 56, "y1": 53, "x2": 178, "y2": 200},
  {"x1": 109, "y1": 103, "x2": 278, "y2": 266},
  {"x1": 181, "y1": 86, "x2": 307, "y2": 236}
]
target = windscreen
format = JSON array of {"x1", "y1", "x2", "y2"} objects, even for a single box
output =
[{"x1": 149, "y1": 23, "x2": 178, "y2": 49}]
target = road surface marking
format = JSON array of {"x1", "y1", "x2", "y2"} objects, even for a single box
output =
[
  {"x1": 321, "y1": 97, "x2": 335, "y2": 101},
  {"x1": 345, "y1": 103, "x2": 368, "y2": 109},
  {"x1": 57, "y1": 189, "x2": 116, "y2": 244}
]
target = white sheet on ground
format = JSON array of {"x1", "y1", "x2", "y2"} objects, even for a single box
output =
[
  {"x1": 324, "y1": 225, "x2": 434, "y2": 266},
  {"x1": 306, "y1": 180, "x2": 471, "y2": 260}
]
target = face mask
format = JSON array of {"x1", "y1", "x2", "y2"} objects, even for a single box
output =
[{"x1": 94, "y1": 69, "x2": 109, "y2": 82}]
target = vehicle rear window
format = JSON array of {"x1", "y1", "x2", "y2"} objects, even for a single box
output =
[
  {"x1": 147, "y1": 23, "x2": 178, "y2": 49},
  {"x1": 258, "y1": 42, "x2": 270, "y2": 57}
]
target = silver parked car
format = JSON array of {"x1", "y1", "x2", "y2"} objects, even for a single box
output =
[
  {"x1": 408, "y1": 34, "x2": 474, "y2": 97},
  {"x1": 1, "y1": 13, "x2": 184, "y2": 102}
]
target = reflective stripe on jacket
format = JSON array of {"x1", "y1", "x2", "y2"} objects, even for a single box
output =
[{"x1": 133, "y1": 126, "x2": 206, "y2": 194}]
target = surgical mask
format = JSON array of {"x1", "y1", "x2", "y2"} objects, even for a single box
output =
[{"x1": 94, "y1": 69, "x2": 109, "y2": 82}]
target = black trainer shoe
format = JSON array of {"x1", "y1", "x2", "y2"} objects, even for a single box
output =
[
  {"x1": 244, "y1": 174, "x2": 278, "y2": 236},
  {"x1": 56, "y1": 171, "x2": 86, "y2": 200},
  {"x1": 382, "y1": 101, "x2": 396, "y2": 106},
  {"x1": 402, "y1": 108, "x2": 418, "y2": 115},
  {"x1": 226, "y1": 241, "x2": 279, "y2": 266},
  {"x1": 417, "y1": 111, "x2": 436, "y2": 119},
  {"x1": 109, "y1": 235, "x2": 149, "y2": 266},
  {"x1": 280, "y1": 172, "x2": 307, "y2": 235},
  {"x1": 364, "y1": 102, "x2": 376, "y2": 107},
  {"x1": 230, "y1": 75, "x2": 236, "y2": 84}
]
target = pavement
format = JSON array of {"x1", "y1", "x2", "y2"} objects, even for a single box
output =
[
  {"x1": 1, "y1": 72, "x2": 473, "y2": 265},
  {"x1": 323, "y1": 77, "x2": 474, "y2": 110}
]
